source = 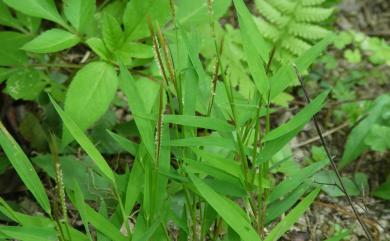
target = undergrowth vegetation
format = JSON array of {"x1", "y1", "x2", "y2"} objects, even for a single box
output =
[{"x1": 0, "y1": 0, "x2": 389, "y2": 240}]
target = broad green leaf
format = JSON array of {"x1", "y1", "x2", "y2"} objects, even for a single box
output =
[
  {"x1": 3, "y1": 0, "x2": 66, "y2": 27},
  {"x1": 123, "y1": 0, "x2": 170, "y2": 40},
  {"x1": 63, "y1": 0, "x2": 95, "y2": 34},
  {"x1": 264, "y1": 188, "x2": 320, "y2": 241},
  {"x1": 163, "y1": 114, "x2": 234, "y2": 132},
  {"x1": 0, "y1": 226, "x2": 57, "y2": 241},
  {"x1": 116, "y1": 42, "x2": 154, "y2": 60},
  {"x1": 86, "y1": 37, "x2": 110, "y2": 60},
  {"x1": 102, "y1": 14, "x2": 125, "y2": 52},
  {"x1": 364, "y1": 124, "x2": 390, "y2": 152},
  {"x1": 0, "y1": 2, "x2": 22, "y2": 29},
  {"x1": 265, "y1": 90, "x2": 329, "y2": 141},
  {"x1": 233, "y1": 0, "x2": 270, "y2": 62},
  {"x1": 4, "y1": 69, "x2": 46, "y2": 100},
  {"x1": 33, "y1": 155, "x2": 110, "y2": 200},
  {"x1": 22, "y1": 29, "x2": 80, "y2": 53},
  {"x1": 50, "y1": 96, "x2": 116, "y2": 183},
  {"x1": 119, "y1": 64, "x2": 155, "y2": 158},
  {"x1": 0, "y1": 31, "x2": 30, "y2": 66},
  {"x1": 187, "y1": 172, "x2": 261, "y2": 241},
  {"x1": 0, "y1": 122, "x2": 51, "y2": 214},
  {"x1": 374, "y1": 178, "x2": 390, "y2": 200},
  {"x1": 340, "y1": 94, "x2": 390, "y2": 168},
  {"x1": 63, "y1": 61, "x2": 118, "y2": 146}
]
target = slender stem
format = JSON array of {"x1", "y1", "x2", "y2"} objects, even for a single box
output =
[{"x1": 293, "y1": 64, "x2": 373, "y2": 241}]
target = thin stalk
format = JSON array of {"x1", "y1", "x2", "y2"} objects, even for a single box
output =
[{"x1": 293, "y1": 64, "x2": 373, "y2": 241}]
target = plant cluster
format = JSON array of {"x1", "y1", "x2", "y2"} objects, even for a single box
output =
[{"x1": 0, "y1": 0, "x2": 387, "y2": 241}]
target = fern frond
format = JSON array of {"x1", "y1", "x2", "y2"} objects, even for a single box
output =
[
  {"x1": 294, "y1": 7, "x2": 333, "y2": 22},
  {"x1": 255, "y1": 17, "x2": 280, "y2": 41},
  {"x1": 301, "y1": 0, "x2": 326, "y2": 6},
  {"x1": 256, "y1": 0, "x2": 288, "y2": 26},
  {"x1": 268, "y1": 0, "x2": 295, "y2": 13},
  {"x1": 281, "y1": 36, "x2": 311, "y2": 55},
  {"x1": 254, "y1": 0, "x2": 333, "y2": 63},
  {"x1": 289, "y1": 22, "x2": 330, "y2": 40}
]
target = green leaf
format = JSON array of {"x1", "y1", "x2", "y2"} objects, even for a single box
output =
[
  {"x1": 0, "y1": 2, "x2": 22, "y2": 29},
  {"x1": 163, "y1": 115, "x2": 234, "y2": 132},
  {"x1": 270, "y1": 34, "x2": 335, "y2": 100},
  {"x1": 264, "y1": 188, "x2": 320, "y2": 241},
  {"x1": 168, "y1": 136, "x2": 235, "y2": 149},
  {"x1": 374, "y1": 178, "x2": 390, "y2": 200},
  {"x1": 187, "y1": 171, "x2": 261, "y2": 241},
  {"x1": 123, "y1": 0, "x2": 170, "y2": 40},
  {"x1": 0, "y1": 31, "x2": 30, "y2": 66},
  {"x1": 364, "y1": 124, "x2": 390, "y2": 153},
  {"x1": 233, "y1": 0, "x2": 270, "y2": 62},
  {"x1": 265, "y1": 90, "x2": 329, "y2": 141},
  {"x1": 119, "y1": 64, "x2": 155, "y2": 158},
  {"x1": 0, "y1": 226, "x2": 57, "y2": 241},
  {"x1": 63, "y1": 61, "x2": 118, "y2": 146},
  {"x1": 70, "y1": 181, "x2": 93, "y2": 241},
  {"x1": 4, "y1": 69, "x2": 46, "y2": 100},
  {"x1": 102, "y1": 14, "x2": 125, "y2": 52},
  {"x1": 0, "y1": 121, "x2": 51, "y2": 214},
  {"x1": 50, "y1": 96, "x2": 116, "y2": 183},
  {"x1": 108, "y1": 131, "x2": 139, "y2": 156},
  {"x1": 85, "y1": 37, "x2": 110, "y2": 60},
  {"x1": 340, "y1": 94, "x2": 390, "y2": 168},
  {"x1": 269, "y1": 160, "x2": 327, "y2": 203},
  {"x1": 63, "y1": 0, "x2": 95, "y2": 34},
  {"x1": 22, "y1": 29, "x2": 80, "y2": 53},
  {"x1": 3, "y1": 0, "x2": 66, "y2": 27},
  {"x1": 84, "y1": 205, "x2": 128, "y2": 241}
]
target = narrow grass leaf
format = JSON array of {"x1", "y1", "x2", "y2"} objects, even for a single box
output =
[
  {"x1": 71, "y1": 180, "x2": 93, "y2": 241},
  {"x1": 0, "y1": 226, "x2": 57, "y2": 241},
  {"x1": 108, "y1": 130, "x2": 139, "y2": 156},
  {"x1": 233, "y1": 0, "x2": 270, "y2": 62},
  {"x1": 270, "y1": 34, "x2": 335, "y2": 99},
  {"x1": 85, "y1": 205, "x2": 128, "y2": 241},
  {"x1": 187, "y1": 171, "x2": 261, "y2": 241},
  {"x1": 265, "y1": 90, "x2": 329, "y2": 141},
  {"x1": 0, "y1": 121, "x2": 50, "y2": 214},
  {"x1": 266, "y1": 183, "x2": 311, "y2": 224},
  {"x1": 119, "y1": 64, "x2": 155, "y2": 159},
  {"x1": 269, "y1": 160, "x2": 327, "y2": 203},
  {"x1": 168, "y1": 136, "x2": 235, "y2": 149},
  {"x1": 264, "y1": 188, "x2": 320, "y2": 241},
  {"x1": 163, "y1": 114, "x2": 234, "y2": 132},
  {"x1": 49, "y1": 96, "x2": 115, "y2": 183}
]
